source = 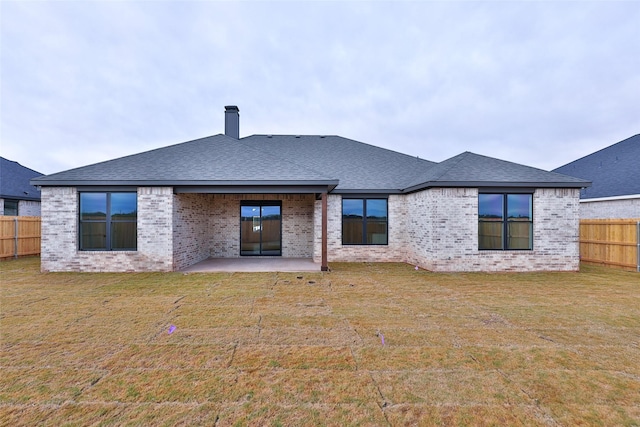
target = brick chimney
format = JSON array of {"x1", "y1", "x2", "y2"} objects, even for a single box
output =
[{"x1": 224, "y1": 106, "x2": 239, "y2": 139}]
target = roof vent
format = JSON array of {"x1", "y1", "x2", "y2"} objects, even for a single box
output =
[{"x1": 224, "y1": 106, "x2": 239, "y2": 139}]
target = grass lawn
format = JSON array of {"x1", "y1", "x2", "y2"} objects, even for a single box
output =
[{"x1": 1, "y1": 257, "x2": 639, "y2": 426}]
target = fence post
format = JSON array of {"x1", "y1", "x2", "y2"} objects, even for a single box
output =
[
  {"x1": 14, "y1": 217, "x2": 19, "y2": 258},
  {"x1": 637, "y1": 221, "x2": 640, "y2": 273}
]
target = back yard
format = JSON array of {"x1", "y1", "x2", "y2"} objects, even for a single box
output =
[{"x1": 1, "y1": 258, "x2": 638, "y2": 426}]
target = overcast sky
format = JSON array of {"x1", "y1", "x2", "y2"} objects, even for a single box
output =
[{"x1": 2, "y1": 1, "x2": 638, "y2": 176}]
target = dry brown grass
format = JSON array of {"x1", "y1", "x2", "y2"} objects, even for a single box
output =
[{"x1": 1, "y1": 257, "x2": 639, "y2": 426}]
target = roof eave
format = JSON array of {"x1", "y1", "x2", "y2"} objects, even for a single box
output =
[
  {"x1": 32, "y1": 179, "x2": 339, "y2": 194},
  {"x1": 402, "y1": 180, "x2": 592, "y2": 194},
  {"x1": 32, "y1": 179, "x2": 338, "y2": 186},
  {"x1": 331, "y1": 188, "x2": 404, "y2": 195}
]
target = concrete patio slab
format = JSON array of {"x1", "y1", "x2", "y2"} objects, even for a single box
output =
[{"x1": 181, "y1": 257, "x2": 321, "y2": 273}]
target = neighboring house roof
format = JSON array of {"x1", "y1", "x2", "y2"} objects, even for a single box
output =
[
  {"x1": 0, "y1": 157, "x2": 43, "y2": 201},
  {"x1": 32, "y1": 133, "x2": 589, "y2": 193},
  {"x1": 553, "y1": 134, "x2": 640, "y2": 199}
]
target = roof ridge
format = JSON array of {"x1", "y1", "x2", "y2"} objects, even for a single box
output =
[
  {"x1": 399, "y1": 151, "x2": 469, "y2": 191},
  {"x1": 429, "y1": 151, "x2": 471, "y2": 181}
]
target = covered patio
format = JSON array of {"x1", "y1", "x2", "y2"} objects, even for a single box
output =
[{"x1": 173, "y1": 189, "x2": 331, "y2": 272}]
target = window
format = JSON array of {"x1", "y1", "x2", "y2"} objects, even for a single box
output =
[
  {"x1": 79, "y1": 192, "x2": 137, "y2": 251},
  {"x1": 342, "y1": 198, "x2": 388, "y2": 245},
  {"x1": 4, "y1": 200, "x2": 18, "y2": 216},
  {"x1": 478, "y1": 193, "x2": 532, "y2": 250}
]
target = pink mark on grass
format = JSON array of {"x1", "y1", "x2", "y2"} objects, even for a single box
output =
[
  {"x1": 380, "y1": 333, "x2": 385, "y2": 346},
  {"x1": 168, "y1": 325, "x2": 176, "y2": 334}
]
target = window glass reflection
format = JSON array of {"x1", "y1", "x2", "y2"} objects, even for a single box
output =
[
  {"x1": 343, "y1": 199, "x2": 364, "y2": 218},
  {"x1": 366, "y1": 199, "x2": 387, "y2": 220},
  {"x1": 80, "y1": 193, "x2": 106, "y2": 221},
  {"x1": 507, "y1": 194, "x2": 532, "y2": 221},
  {"x1": 111, "y1": 193, "x2": 137, "y2": 220},
  {"x1": 479, "y1": 194, "x2": 503, "y2": 220}
]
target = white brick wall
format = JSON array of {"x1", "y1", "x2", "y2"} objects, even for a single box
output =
[
  {"x1": 580, "y1": 197, "x2": 640, "y2": 219},
  {"x1": 313, "y1": 194, "x2": 407, "y2": 263},
  {"x1": 40, "y1": 186, "x2": 581, "y2": 272},
  {"x1": 208, "y1": 194, "x2": 315, "y2": 259},
  {"x1": 173, "y1": 193, "x2": 213, "y2": 270},
  {"x1": 138, "y1": 187, "x2": 173, "y2": 271},
  {"x1": 40, "y1": 187, "x2": 173, "y2": 272},
  {"x1": 405, "y1": 188, "x2": 580, "y2": 272},
  {"x1": 316, "y1": 188, "x2": 580, "y2": 272}
]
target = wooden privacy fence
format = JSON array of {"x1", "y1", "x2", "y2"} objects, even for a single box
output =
[
  {"x1": 580, "y1": 219, "x2": 640, "y2": 272},
  {"x1": 0, "y1": 216, "x2": 41, "y2": 259}
]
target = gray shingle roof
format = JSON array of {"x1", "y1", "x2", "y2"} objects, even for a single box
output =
[
  {"x1": 32, "y1": 135, "x2": 338, "y2": 187},
  {"x1": 404, "y1": 152, "x2": 589, "y2": 192},
  {"x1": 32, "y1": 133, "x2": 590, "y2": 193},
  {"x1": 241, "y1": 135, "x2": 436, "y2": 192},
  {"x1": 1, "y1": 157, "x2": 43, "y2": 201},
  {"x1": 552, "y1": 134, "x2": 640, "y2": 199}
]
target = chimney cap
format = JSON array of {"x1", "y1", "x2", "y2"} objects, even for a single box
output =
[{"x1": 225, "y1": 105, "x2": 239, "y2": 112}]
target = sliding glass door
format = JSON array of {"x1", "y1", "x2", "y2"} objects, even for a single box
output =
[{"x1": 240, "y1": 202, "x2": 282, "y2": 256}]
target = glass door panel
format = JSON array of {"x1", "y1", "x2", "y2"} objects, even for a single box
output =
[
  {"x1": 260, "y1": 205, "x2": 281, "y2": 255},
  {"x1": 240, "y1": 205, "x2": 261, "y2": 255},
  {"x1": 240, "y1": 202, "x2": 281, "y2": 256}
]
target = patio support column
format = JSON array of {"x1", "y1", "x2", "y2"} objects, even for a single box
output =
[{"x1": 321, "y1": 192, "x2": 328, "y2": 271}]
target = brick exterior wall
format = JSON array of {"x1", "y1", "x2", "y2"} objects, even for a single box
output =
[
  {"x1": 579, "y1": 197, "x2": 640, "y2": 219},
  {"x1": 316, "y1": 188, "x2": 580, "y2": 272},
  {"x1": 40, "y1": 187, "x2": 173, "y2": 272},
  {"x1": 41, "y1": 185, "x2": 580, "y2": 272},
  {"x1": 313, "y1": 194, "x2": 407, "y2": 263},
  {"x1": 207, "y1": 194, "x2": 315, "y2": 259},
  {"x1": 404, "y1": 188, "x2": 580, "y2": 272},
  {"x1": 173, "y1": 193, "x2": 213, "y2": 270}
]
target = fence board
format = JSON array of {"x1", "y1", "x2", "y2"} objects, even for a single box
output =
[
  {"x1": 0, "y1": 216, "x2": 41, "y2": 259},
  {"x1": 579, "y1": 219, "x2": 639, "y2": 272}
]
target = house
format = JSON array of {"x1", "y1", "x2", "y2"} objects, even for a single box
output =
[
  {"x1": 32, "y1": 106, "x2": 589, "y2": 273},
  {"x1": 553, "y1": 134, "x2": 639, "y2": 219},
  {"x1": 1, "y1": 157, "x2": 43, "y2": 216}
]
